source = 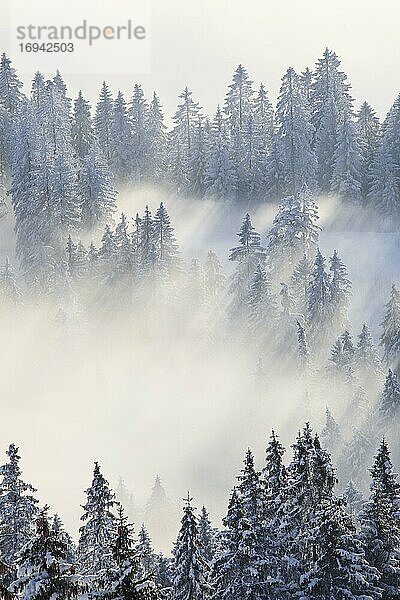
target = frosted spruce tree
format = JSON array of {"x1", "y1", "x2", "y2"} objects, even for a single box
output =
[
  {"x1": 204, "y1": 106, "x2": 237, "y2": 200},
  {"x1": 369, "y1": 94, "x2": 400, "y2": 220},
  {"x1": 106, "y1": 507, "x2": 157, "y2": 600},
  {"x1": 376, "y1": 369, "x2": 400, "y2": 439},
  {"x1": 153, "y1": 202, "x2": 179, "y2": 274},
  {"x1": 224, "y1": 64, "x2": 254, "y2": 142},
  {"x1": 341, "y1": 426, "x2": 374, "y2": 486},
  {"x1": 137, "y1": 524, "x2": 157, "y2": 577},
  {"x1": 130, "y1": 84, "x2": 149, "y2": 182},
  {"x1": 30, "y1": 71, "x2": 46, "y2": 110},
  {"x1": 380, "y1": 284, "x2": 400, "y2": 375},
  {"x1": 328, "y1": 330, "x2": 355, "y2": 376},
  {"x1": 297, "y1": 319, "x2": 310, "y2": 375},
  {"x1": 247, "y1": 263, "x2": 278, "y2": 342},
  {"x1": 291, "y1": 253, "x2": 315, "y2": 317},
  {"x1": 95, "y1": 81, "x2": 114, "y2": 163},
  {"x1": 223, "y1": 64, "x2": 254, "y2": 191},
  {"x1": 228, "y1": 213, "x2": 266, "y2": 320},
  {"x1": 53, "y1": 69, "x2": 71, "y2": 111},
  {"x1": 331, "y1": 113, "x2": 363, "y2": 203},
  {"x1": 275, "y1": 67, "x2": 316, "y2": 195},
  {"x1": 144, "y1": 476, "x2": 176, "y2": 553},
  {"x1": 52, "y1": 513, "x2": 76, "y2": 564},
  {"x1": 252, "y1": 83, "x2": 274, "y2": 155},
  {"x1": 266, "y1": 186, "x2": 320, "y2": 276},
  {"x1": 11, "y1": 101, "x2": 55, "y2": 291},
  {"x1": 11, "y1": 506, "x2": 77, "y2": 600},
  {"x1": 320, "y1": 407, "x2": 341, "y2": 457},
  {"x1": 343, "y1": 479, "x2": 364, "y2": 516},
  {"x1": 0, "y1": 52, "x2": 24, "y2": 119},
  {"x1": 72, "y1": 91, "x2": 94, "y2": 159},
  {"x1": 146, "y1": 92, "x2": 167, "y2": 182},
  {"x1": 197, "y1": 507, "x2": 217, "y2": 565},
  {"x1": 0, "y1": 53, "x2": 23, "y2": 187},
  {"x1": 310, "y1": 48, "x2": 354, "y2": 193},
  {"x1": 0, "y1": 444, "x2": 39, "y2": 567},
  {"x1": 212, "y1": 451, "x2": 267, "y2": 598},
  {"x1": 261, "y1": 430, "x2": 287, "y2": 594},
  {"x1": 30, "y1": 80, "x2": 81, "y2": 256},
  {"x1": 299, "y1": 496, "x2": 381, "y2": 599},
  {"x1": 359, "y1": 439, "x2": 400, "y2": 598},
  {"x1": 188, "y1": 119, "x2": 209, "y2": 197},
  {"x1": 279, "y1": 425, "x2": 338, "y2": 594},
  {"x1": 81, "y1": 141, "x2": 117, "y2": 231},
  {"x1": 249, "y1": 83, "x2": 275, "y2": 198},
  {"x1": 329, "y1": 249, "x2": 352, "y2": 335},
  {"x1": 307, "y1": 249, "x2": 332, "y2": 347},
  {"x1": 368, "y1": 142, "x2": 399, "y2": 221},
  {"x1": 355, "y1": 323, "x2": 382, "y2": 380},
  {"x1": 169, "y1": 87, "x2": 202, "y2": 180},
  {"x1": 172, "y1": 493, "x2": 210, "y2": 600},
  {"x1": 110, "y1": 91, "x2": 135, "y2": 185},
  {"x1": 77, "y1": 462, "x2": 119, "y2": 588},
  {"x1": 357, "y1": 101, "x2": 380, "y2": 198},
  {"x1": 265, "y1": 135, "x2": 285, "y2": 200}
]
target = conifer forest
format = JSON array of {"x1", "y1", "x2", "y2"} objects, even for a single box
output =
[{"x1": 0, "y1": 47, "x2": 400, "y2": 599}]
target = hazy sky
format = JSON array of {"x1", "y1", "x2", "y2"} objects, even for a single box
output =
[{"x1": 2, "y1": 0, "x2": 400, "y2": 120}]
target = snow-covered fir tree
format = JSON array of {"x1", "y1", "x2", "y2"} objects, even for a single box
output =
[
  {"x1": 197, "y1": 507, "x2": 217, "y2": 565},
  {"x1": 169, "y1": 87, "x2": 202, "y2": 181},
  {"x1": 320, "y1": 407, "x2": 341, "y2": 456},
  {"x1": 376, "y1": 369, "x2": 400, "y2": 438},
  {"x1": 212, "y1": 451, "x2": 266, "y2": 598},
  {"x1": 380, "y1": 284, "x2": 400, "y2": 376},
  {"x1": 77, "y1": 462, "x2": 119, "y2": 586},
  {"x1": 341, "y1": 426, "x2": 375, "y2": 488},
  {"x1": 229, "y1": 213, "x2": 266, "y2": 320},
  {"x1": 369, "y1": 94, "x2": 400, "y2": 220},
  {"x1": 343, "y1": 479, "x2": 364, "y2": 516},
  {"x1": 81, "y1": 141, "x2": 117, "y2": 231},
  {"x1": 0, "y1": 444, "x2": 39, "y2": 567},
  {"x1": 359, "y1": 439, "x2": 400, "y2": 598},
  {"x1": 11, "y1": 506, "x2": 77, "y2": 600},
  {"x1": 130, "y1": 84, "x2": 149, "y2": 182},
  {"x1": 204, "y1": 106, "x2": 237, "y2": 200},
  {"x1": 329, "y1": 249, "x2": 352, "y2": 335},
  {"x1": 307, "y1": 249, "x2": 333, "y2": 347},
  {"x1": 357, "y1": 101, "x2": 380, "y2": 198},
  {"x1": 266, "y1": 186, "x2": 320, "y2": 276},
  {"x1": 355, "y1": 323, "x2": 382, "y2": 381},
  {"x1": 95, "y1": 81, "x2": 114, "y2": 163},
  {"x1": 223, "y1": 64, "x2": 254, "y2": 191},
  {"x1": 299, "y1": 495, "x2": 381, "y2": 599},
  {"x1": 146, "y1": 92, "x2": 167, "y2": 181},
  {"x1": 72, "y1": 91, "x2": 94, "y2": 159},
  {"x1": 144, "y1": 476, "x2": 176, "y2": 554},
  {"x1": 172, "y1": 493, "x2": 210, "y2": 600},
  {"x1": 0, "y1": 53, "x2": 24, "y2": 119},
  {"x1": 188, "y1": 119, "x2": 209, "y2": 197},
  {"x1": 106, "y1": 506, "x2": 157, "y2": 600},
  {"x1": 110, "y1": 91, "x2": 134, "y2": 185},
  {"x1": 137, "y1": 524, "x2": 157, "y2": 577},
  {"x1": 311, "y1": 48, "x2": 354, "y2": 193},
  {"x1": 275, "y1": 67, "x2": 316, "y2": 195},
  {"x1": 331, "y1": 113, "x2": 363, "y2": 204}
]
